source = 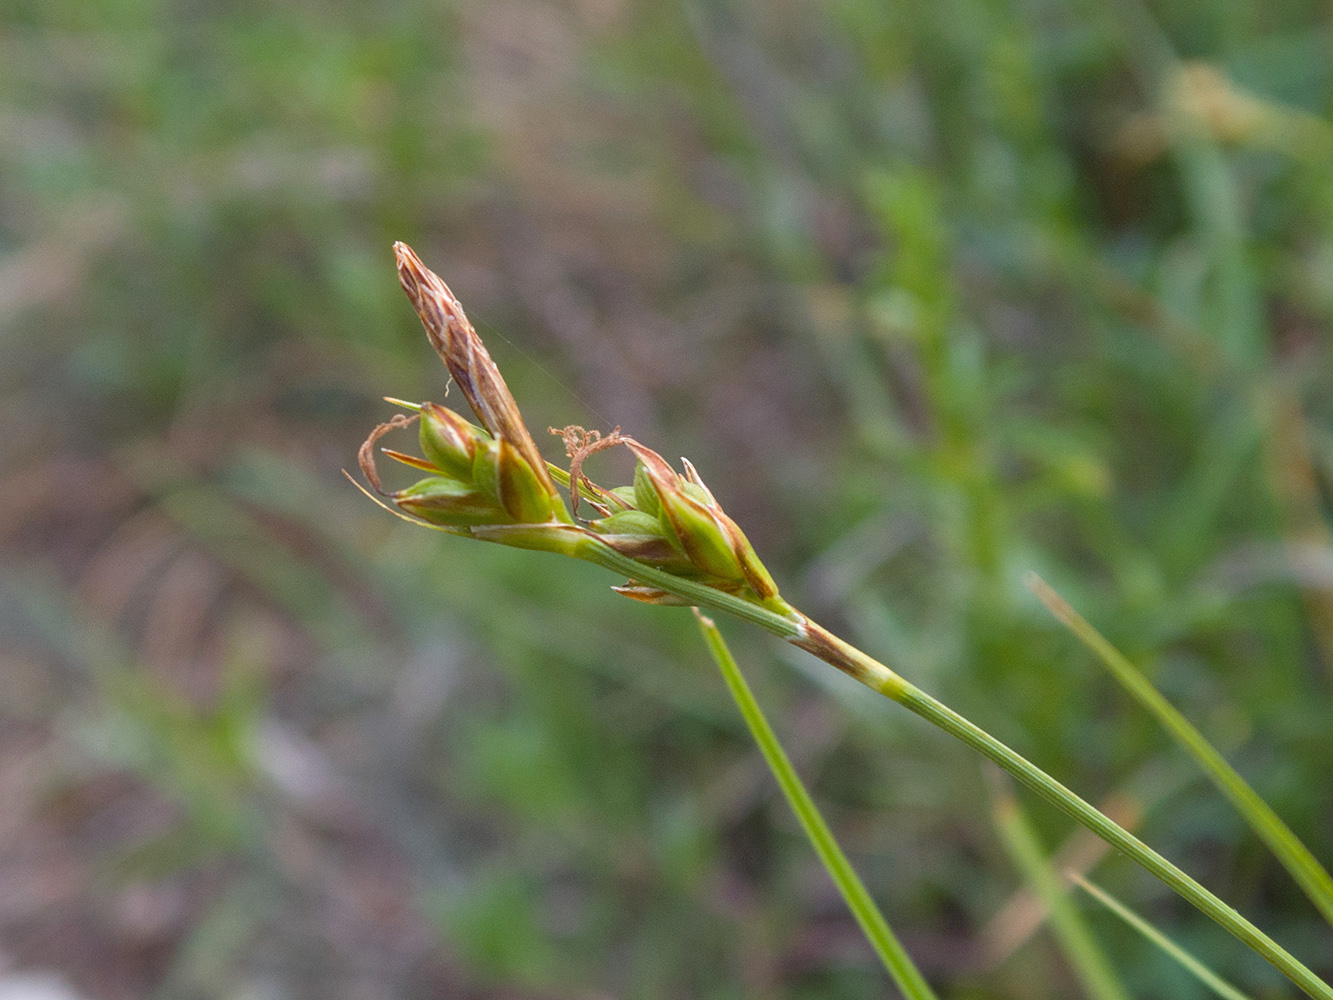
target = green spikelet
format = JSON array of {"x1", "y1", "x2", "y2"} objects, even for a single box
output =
[
  {"x1": 394, "y1": 477, "x2": 507, "y2": 527},
  {"x1": 420, "y1": 403, "x2": 483, "y2": 480},
  {"x1": 488, "y1": 436, "x2": 554, "y2": 523}
]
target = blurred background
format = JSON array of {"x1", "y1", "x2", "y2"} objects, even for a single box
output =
[{"x1": 3, "y1": 0, "x2": 1333, "y2": 996}]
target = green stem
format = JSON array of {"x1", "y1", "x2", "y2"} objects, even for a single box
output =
[
  {"x1": 791, "y1": 621, "x2": 1333, "y2": 1000},
  {"x1": 1071, "y1": 874, "x2": 1254, "y2": 1000},
  {"x1": 1030, "y1": 573, "x2": 1333, "y2": 929},
  {"x1": 694, "y1": 612, "x2": 937, "y2": 1000}
]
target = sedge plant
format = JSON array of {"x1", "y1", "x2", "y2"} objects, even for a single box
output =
[{"x1": 356, "y1": 243, "x2": 1333, "y2": 997}]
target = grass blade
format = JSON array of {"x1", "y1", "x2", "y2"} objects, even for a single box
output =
[
  {"x1": 988, "y1": 771, "x2": 1132, "y2": 1000},
  {"x1": 1029, "y1": 574, "x2": 1333, "y2": 929},
  {"x1": 1071, "y1": 874, "x2": 1254, "y2": 1000},
  {"x1": 694, "y1": 611, "x2": 938, "y2": 1000}
]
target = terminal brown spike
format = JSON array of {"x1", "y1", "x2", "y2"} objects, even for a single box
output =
[{"x1": 393, "y1": 241, "x2": 559, "y2": 502}]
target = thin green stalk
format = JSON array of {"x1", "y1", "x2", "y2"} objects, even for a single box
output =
[
  {"x1": 1071, "y1": 874, "x2": 1254, "y2": 1000},
  {"x1": 694, "y1": 611, "x2": 938, "y2": 1000},
  {"x1": 1029, "y1": 573, "x2": 1333, "y2": 929},
  {"x1": 790, "y1": 621, "x2": 1333, "y2": 1000},
  {"x1": 988, "y1": 774, "x2": 1131, "y2": 1000}
]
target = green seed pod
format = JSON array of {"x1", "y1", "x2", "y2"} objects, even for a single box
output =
[
  {"x1": 655, "y1": 488, "x2": 746, "y2": 583},
  {"x1": 395, "y1": 476, "x2": 505, "y2": 527},
  {"x1": 474, "y1": 436, "x2": 553, "y2": 523},
  {"x1": 633, "y1": 462, "x2": 660, "y2": 517},
  {"x1": 420, "y1": 403, "x2": 483, "y2": 480},
  {"x1": 621, "y1": 441, "x2": 781, "y2": 598},
  {"x1": 625, "y1": 442, "x2": 744, "y2": 583},
  {"x1": 609, "y1": 485, "x2": 638, "y2": 509},
  {"x1": 498, "y1": 436, "x2": 554, "y2": 522}
]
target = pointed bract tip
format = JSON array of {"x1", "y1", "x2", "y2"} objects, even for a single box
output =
[
  {"x1": 394, "y1": 242, "x2": 427, "y2": 302},
  {"x1": 393, "y1": 240, "x2": 419, "y2": 268},
  {"x1": 680, "y1": 457, "x2": 716, "y2": 504},
  {"x1": 612, "y1": 584, "x2": 693, "y2": 606}
]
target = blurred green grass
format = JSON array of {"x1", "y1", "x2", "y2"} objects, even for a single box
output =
[{"x1": 2, "y1": 0, "x2": 1332, "y2": 997}]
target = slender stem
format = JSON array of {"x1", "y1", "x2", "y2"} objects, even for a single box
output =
[
  {"x1": 1030, "y1": 573, "x2": 1333, "y2": 929},
  {"x1": 1071, "y1": 874, "x2": 1254, "y2": 1000},
  {"x1": 695, "y1": 612, "x2": 937, "y2": 1000},
  {"x1": 989, "y1": 774, "x2": 1131, "y2": 1000},
  {"x1": 792, "y1": 620, "x2": 1333, "y2": 1000}
]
